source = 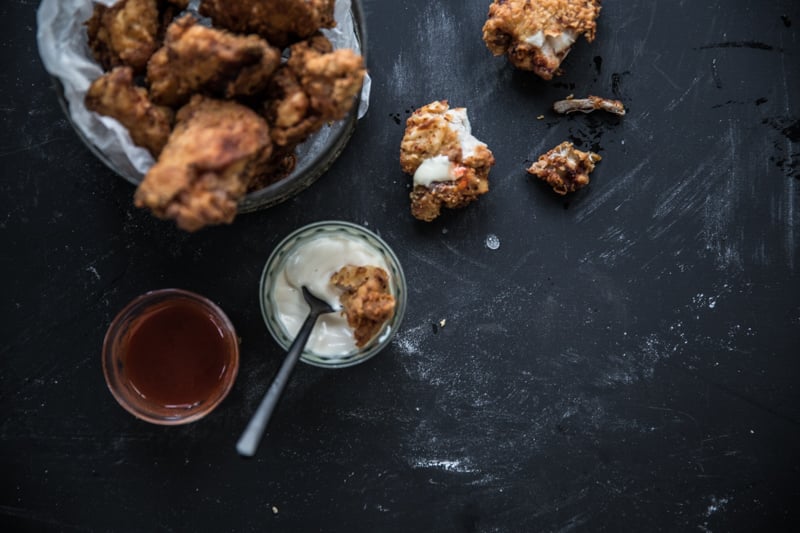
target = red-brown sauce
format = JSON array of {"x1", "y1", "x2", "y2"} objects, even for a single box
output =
[{"x1": 123, "y1": 299, "x2": 230, "y2": 409}]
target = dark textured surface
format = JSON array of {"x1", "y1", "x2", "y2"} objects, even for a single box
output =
[{"x1": 2, "y1": 0, "x2": 799, "y2": 531}]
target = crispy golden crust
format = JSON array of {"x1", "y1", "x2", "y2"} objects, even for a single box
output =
[
  {"x1": 400, "y1": 100, "x2": 495, "y2": 222},
  {"x1": 86, "y1": 0, "x2": 160, "y2": 73},
  {"x1": 199, "y1": 0, "x2": 336, "y2": 48},
  {"x1": 330, "y1": 265, "x2": 396, "y2": 348},
  {"x1": 527, "y1": 141, "x2": 601, "y2": 194},
  {"x1": 85, "y1": 66, "x2": 173, "y2": 157},
  {"x1": 265, "y1": 35, "x2": 365, "y2": 148},
  {"x1": 146, "y1": 15, "x2": 281, "y2": 107},
  {"x1": 482, "y1": 0, "x2": 601, "y2": 79},
  {"x1": 134, "y1": 96, "x2": 273, "y2": 231}
]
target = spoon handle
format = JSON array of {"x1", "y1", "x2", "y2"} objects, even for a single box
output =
[{"x1": 236, "y1": 310, "x2": 321, "y2": 457}]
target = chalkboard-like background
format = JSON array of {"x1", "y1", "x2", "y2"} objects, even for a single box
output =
[{"x1": 1, "y1": 1, "x2": 798, "y2": 531}]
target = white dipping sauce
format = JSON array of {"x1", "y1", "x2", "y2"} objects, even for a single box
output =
[
  {"x1": 273, "y1": 234, "x2": 391, "y2": 356},
  {"x1": 412, "y1": 107, "x2": 487, "y2": 187}
]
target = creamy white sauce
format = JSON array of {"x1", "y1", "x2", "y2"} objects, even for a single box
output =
[
  {"x1": 412, "y1": 107, "x2": 486, "y2": 187},
  {"x1": 273, "y1": 234, "x2": 391, "y2": 356},
  {"x1": 445, "y1": 107, "x2": 484, "y2": 160},
  {"x1": 413, "y1": 155, "x2": 453, "y2": 187},
  {"x1": 523, "y1": 30, "x2": 577, "y2": 55}
]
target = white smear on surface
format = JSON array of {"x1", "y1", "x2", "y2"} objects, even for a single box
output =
[
  {"x1": 575, "y1": 157, "x2": 651, "y2": 222},
  {"x1": 412, "y1": 458, "x2": 475, "y2": 473},
  {"x1": 705, "y1": 496, "x2": 729, "y2": 517},
  {"x1": 485, "y1": 234, "x2": 500, "y2": 250},
  {"x1": 86, "y1": 266, "x2": 100, "y2": 281}
]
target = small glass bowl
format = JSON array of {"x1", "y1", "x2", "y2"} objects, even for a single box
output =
[
  {"x1": 260, "y1": 221, "x2": 407, "y2": 368},
  {"x1": 102, "y1": 289, "x2": 239, "y2": 425}
]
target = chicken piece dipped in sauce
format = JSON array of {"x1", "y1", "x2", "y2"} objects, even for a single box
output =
[
  {"x1": 482, "y1": 0, "x2": 601, "y2": 80},
  {"x1": 400, "y1": 101, "x2": 495, "y2": 222}
]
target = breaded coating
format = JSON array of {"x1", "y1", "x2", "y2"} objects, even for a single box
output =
[
  {"x1": 482, "y1": 0, "x2": 601, "y2": 80},
  {"x1": 134, "y1": 96, "x2": 273, "y2": 231},
  {"x1": 400, "y1": 101, "x2": 495, "y2": 222},
  {"x1": 85, "y1": 66, "x2": 173, "y2": 157},
  {"x1": 86, "y1": 0, "x2": 160, "y2": 73},
  {"x1": 288, "y1": 35, "x2": 365, "y2": 122},
  {"x1": 527, "y1": 141, "x2": 601, "y2": 194},
  {"x1": 265, "y1": 35, "x2": 366, "y2": 148},
  {"x1": 553, "y1": 95, "x2": 626, "y2": 116},
  {"x1": 246, "y1": 148, "x2": 298, "y2": 191},
  {"x1": 147, "y1": 15, "x2": 281, "y2": 107},
  {"x1": 330, "y1": 265, "x2": 396, "y2": 348},
  {"x1": 199, "y1": 0, "x2": 336, "y2": 49}
]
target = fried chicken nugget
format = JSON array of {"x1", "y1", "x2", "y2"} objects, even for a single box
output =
[
  {"x1": 85, "y1": 66, "x2": 174, "y2": 157},
  {"x1": 147, "y1": 15, "x2": 282, "y2": 107},
  {"x1": 527, "y1": 141, "x2": 601, "y2": 194},
  {"x1": 482, "y1": 0, "x2": 601, "y2": 80},
  {"x1": 400, "y1": 101, "x2": 495, "y2": 222},
  {"x1": 134, "y1": 96, "x2": 273, "y2": 231},
  {"x1": 330, "y1": 265, "x2": 396, "y2": 348},
  {"x1": 199, "y1": 0, "x2": 336, "y2": 49},
  {"x1": 266, "y1": 34, "x2": 365, "y2": 148},
  {"x1": 86, "y1": 0, "x2": 160, "y2": 73}
]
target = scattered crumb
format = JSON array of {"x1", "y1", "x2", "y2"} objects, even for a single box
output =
[
  {"x1": 272, "y1": 506, "x2": 279, "y2": 515},
  {"x1": 536, "y1": 114, "x2": 544, "y2": 120},
  {"x1": 439, "y1": 318, "x2": 446, "y2": 328}
]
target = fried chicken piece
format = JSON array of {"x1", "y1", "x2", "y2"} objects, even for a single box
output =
[
  {"x1": 399, "y1": 101, "x2": 495, "y2": 222},
  {"x1": 246, "y1": 148, "x2": 298, "y2": 191},
  {"x1": 134, "y1": 96, "x2": 272, "y2": 231},
  {"x1": 482, "y1": 0, "x2": 601, "y2": 80},
  {"x1": 265, "y1": 35, "x2": 366, "y2": 148},
  {"x1": 527, "y1": 141, "x2": 601, "y2": 194},
  {"x1": 147, "y1": 15, "x2": 281, "y2": 107},
  {"x1": 553, "y1": 95, "x2": 626, "y2": 116},
  {"x1": 85, "y1": 0, "x2": 160, "y2": 73},
  {"x1": 331, "y1": 265, "x2": 396, "y2": 348},
  {"x1": 85, "y1": 66, "x2": 174, "y2": 157},
  {"x1": 199, "y1": 0, "x2": 336, "y2": 49}
]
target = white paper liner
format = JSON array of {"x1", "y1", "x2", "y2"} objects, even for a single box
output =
[{"x1": 36, "y1": 0, "x2": 370, "y2": 181}]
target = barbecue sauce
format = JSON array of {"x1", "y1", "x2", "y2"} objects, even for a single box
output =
[{"x1": 123, "y1": 299, "x2": 230, "y2": 409}]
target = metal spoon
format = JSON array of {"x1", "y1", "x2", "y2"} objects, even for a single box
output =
[{"x1": 236, "y1": 286, "x2": 335, "y2": 457}]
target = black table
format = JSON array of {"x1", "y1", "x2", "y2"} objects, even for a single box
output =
[{"x1": 2, "y1": 1, "x2": 799, "y2": 531}]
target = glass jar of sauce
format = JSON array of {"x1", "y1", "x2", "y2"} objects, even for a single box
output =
[{"x1": 102, "y1": 289, "x2": 239, "y2": 425}]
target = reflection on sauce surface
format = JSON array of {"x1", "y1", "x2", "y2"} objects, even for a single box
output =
[{"x1": 123, "y1": 299, "x2": 230, "y2": 409}]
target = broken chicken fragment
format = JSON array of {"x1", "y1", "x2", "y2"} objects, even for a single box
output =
[
  {"x1": 331, "y1": 265, "x2": 396, "y2": 348},
  {"x1": 482, "y1": 0, "x2": 601, "y2": 80},
  {"x1": 85, "y1": 66, "x2": 174, "y2": 157},
  {"x1": 134, "y1": 96, "x2": 272, "y2": 231},
  {"x1": 400, "y1": 101, "x2": 495, "y2": 222},
  {"x1": 553, "y1": 95, "x2": 626, "y2": 116},
  {"x1": 527, "y1": 141, "x2": 601, "y2": 195}
]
